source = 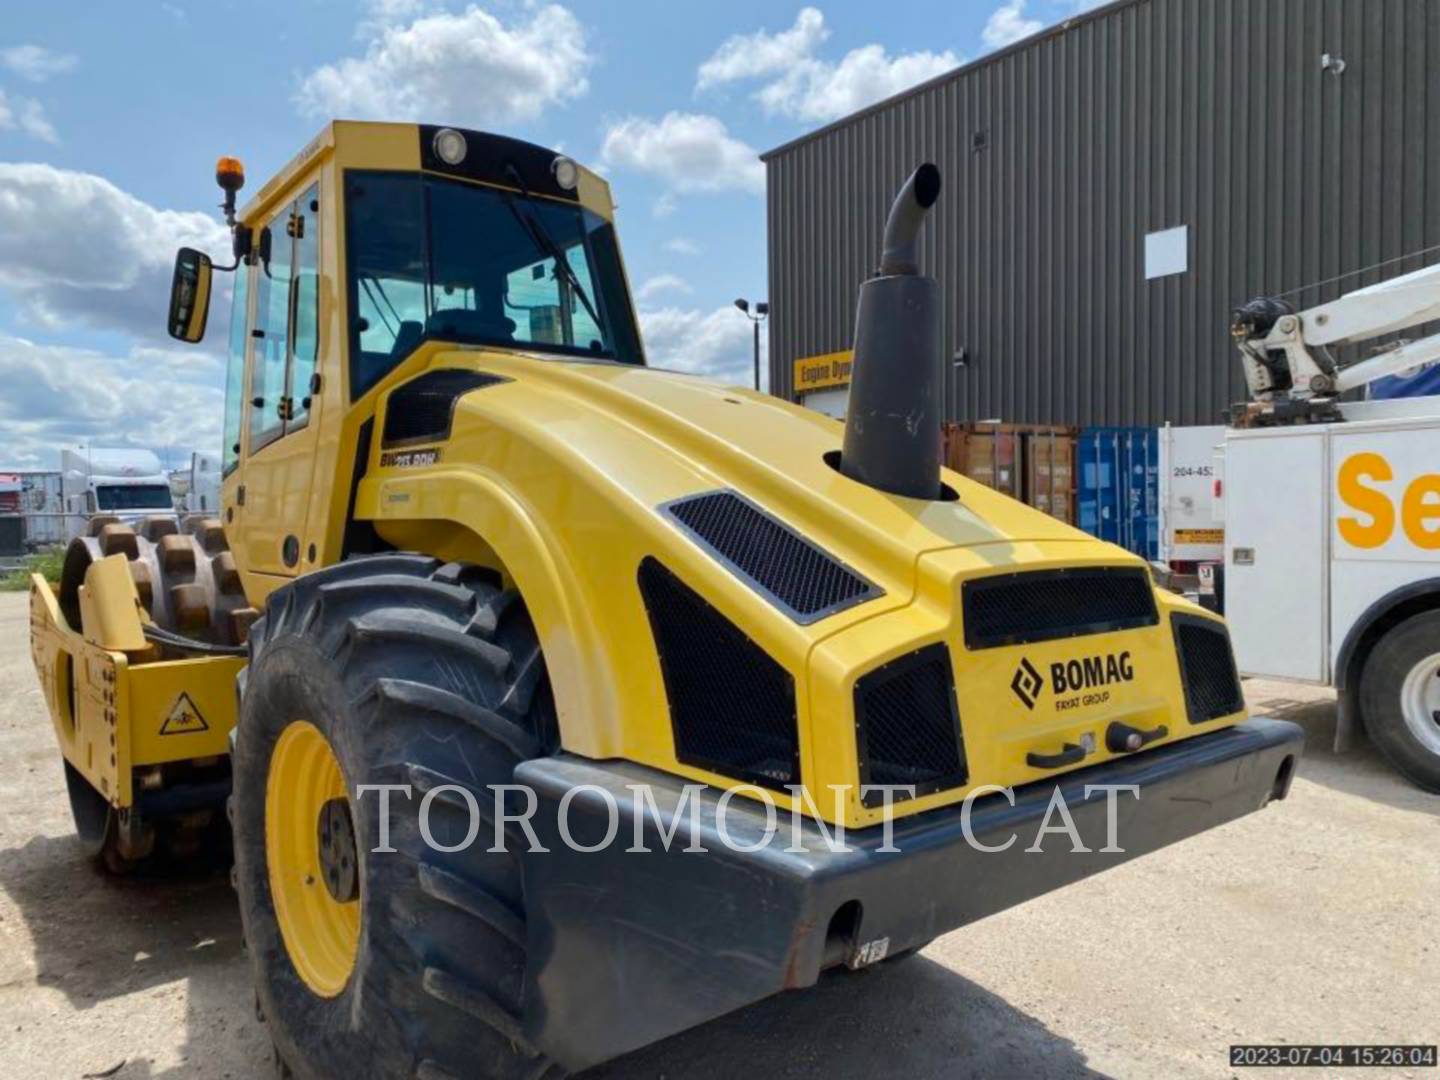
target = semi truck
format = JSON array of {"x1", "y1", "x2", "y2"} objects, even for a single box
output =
[
  {"x1": 60, "y1": 447, "x2": 177, "y2": 540},
  {"x1": 1223, "y1": 263, "x2": 1440, "y2": 790}
]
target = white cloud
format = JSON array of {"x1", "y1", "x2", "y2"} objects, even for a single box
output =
[
  {"x1": 0, "y1": 163, "x2": 230, "y2": 343},
  {"x1": 599, "y1": 112, "x2": 763, "y2": 195},
  {"x1": 0, "y1": 45, "x2": 77, "y2": 83},
  {"x1": 296, "y1": 4, "x2": 592, "y2": 127},
  {"x1": 639, "y1": 305, "x2": 762, "y2": 386},
  {"x1": 695, "y1": 9, "x2": 958, "y2": 123},
  {"x1": 665, "y1": 237, "x2": 701, "y2": 257},
  {"x1": 0, "y1": 334, "x2": 223, "y2": 466},
  {"x1": 982, "y1": 0, "x2": 1044, "y2": 49},
  {"x1": 635, "y1": 274, "x2": 692, "y2": 302},
  {"x1": 757, "y1": 45, "x2": 959, "y2": 122},
  {"x1": 651, "y1": 191, "x2": 677, "y2": 219},
  {"x1": 0, "y1": 89, "x2": 58, "y2": 143},
  {"x1": 696, "y1": 7, "x2": 827, "y2": 90}
]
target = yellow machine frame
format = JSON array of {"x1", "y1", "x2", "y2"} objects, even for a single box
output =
[
  {"x1": 30, "y1": 556, "x2": 240, "y2": 809},
  {"x1": 34, "y1": 120, "x2": 1245, "y2": 832}
]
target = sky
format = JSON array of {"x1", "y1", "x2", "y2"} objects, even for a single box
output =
[{"x1": 0, "y1": 0, "x2": 1095, "y2": 470}]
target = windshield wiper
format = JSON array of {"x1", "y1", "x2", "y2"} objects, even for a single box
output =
[{"x1": 499, "y1": 163, "x2": 605, "y2": 338}]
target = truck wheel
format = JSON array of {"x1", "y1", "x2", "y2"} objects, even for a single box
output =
[
  {"x1": 232, "y1": 555, "x2": 564, "y2": 1080},
  {"x1": 1359, "y1": 610, "x2": 1440, "y2": 793}
]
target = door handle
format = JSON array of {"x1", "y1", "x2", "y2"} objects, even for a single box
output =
[{"x1": 1026, "y1": 742, "x2": 1089, "y2": 770}]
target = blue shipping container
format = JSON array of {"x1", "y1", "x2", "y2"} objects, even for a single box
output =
[{"x1": 1077, "y1": 427, "x2": 1159, "y2": 560}]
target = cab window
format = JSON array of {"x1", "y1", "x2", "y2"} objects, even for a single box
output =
[
  {"x1": 247, "y1": 183, "x2": 321, "y2": 449},
  {"x1": 289, "y1": 184, "x2": 321, "y2": 429},
  {"x1": 250, "y1": 210, "x2": 293, "y2": 450},
  {"x1": 221, "y1": 261, "x2": 250, "y2": 475},
  {"x1": 345, "y1": 171, "x2": 643, "y2": 400}
]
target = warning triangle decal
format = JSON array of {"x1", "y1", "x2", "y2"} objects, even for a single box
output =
[{"x1": 160, "y1": 692, "x2": 209, "y2": 736}]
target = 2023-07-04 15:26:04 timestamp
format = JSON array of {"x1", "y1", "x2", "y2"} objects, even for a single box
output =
[{"x1": 1230, "y1": 1045, "x2": 1438, "y2": 1068}]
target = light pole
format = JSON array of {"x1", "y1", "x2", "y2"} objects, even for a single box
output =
[{"x1": 733, "y1": 298, "x2": 768, "y2": 391}]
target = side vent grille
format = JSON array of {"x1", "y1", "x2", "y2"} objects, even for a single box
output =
[
  {"x1": 638, "y1": 557, "x2": 800, "y2": 790},
  {"x1": 662, "y1": 490, "x2": 880, "y2": 624},
  {"x1": 1173, "y1": 614, "x2": 1245, "y2": 723},
  {"x1": 855, "y1": 644, "x2": 967, "y2": 807},
  {"x1": 962, "y1": 567, "x2": 1158, "y2": 650},
  {"x1": 381, "y1": 369, "x2": 508, "y2": 447}
]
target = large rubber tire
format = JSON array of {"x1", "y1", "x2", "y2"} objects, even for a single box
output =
[
  {"x1": 232, "y1": 554, "x2": 564, "y2": 1080},
  {"x1": 1358, "y1": 609, "x2": 1440, "y2": 793}
]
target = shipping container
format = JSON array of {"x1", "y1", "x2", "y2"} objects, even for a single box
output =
[
  {"x1": 9, "y1": 471, "x2": 65, "y2": 547},
  {"x1": 942, "y1": 422, "x2": 1077, "y2": 523},
  {"x1": 1023, "y1": 428, "x2": 1076, "y2": 526},
  {"x1": 1077, "y1": 427, "x2": 1158, "y2": 560},
  {"x1": 942, "y1": 422, "x2": 1021, "y2": 498}
]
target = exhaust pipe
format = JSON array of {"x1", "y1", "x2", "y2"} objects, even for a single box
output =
[{"x1": 840, "y1": 164, "x2": 943, "y2": 500}]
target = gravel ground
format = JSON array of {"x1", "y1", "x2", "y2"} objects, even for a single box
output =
[{"x1": 0, "y1": 589, "x2": 1435, "y2": 1079}]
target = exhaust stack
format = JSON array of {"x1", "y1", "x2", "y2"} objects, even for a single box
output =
[{"x1": 839, "y1": 164, "x2": 944, "y2": 500}]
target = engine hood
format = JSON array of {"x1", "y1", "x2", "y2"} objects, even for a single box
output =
[{"x1": 375, "y1": 350, "x2": 1123, "y2": 602}]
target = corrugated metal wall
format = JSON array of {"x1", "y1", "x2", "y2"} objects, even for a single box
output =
[{"x1": 764, "y1": 0, "x2": 1440, "y2": 426}]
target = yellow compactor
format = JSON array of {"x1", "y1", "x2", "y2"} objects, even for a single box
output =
[{"x1": 31, "y1": 121, "x2": 1302, "y2": 1079}]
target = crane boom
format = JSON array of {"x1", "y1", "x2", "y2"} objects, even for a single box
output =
[{"x1": 1230, "y1": 261, "x2": 1440, "y2": 424}]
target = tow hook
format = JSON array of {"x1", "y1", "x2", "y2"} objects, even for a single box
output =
[{"x1": 1106, "y1": 721, "x2": 1168, "y2": 753}]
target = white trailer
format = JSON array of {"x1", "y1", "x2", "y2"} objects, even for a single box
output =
[
  {"x1": 1225, "y1": 262, "x2": 1440, "y2": 790},
  {"x1": 60, "y1": 447, "x2": 177, "y2": 540},
  {"x1": 1158, "y1": 424, "x2": 1225, "y2": 569},
  {"x1": 186, "y1": 452, "x2": 222, "y2": 514}
]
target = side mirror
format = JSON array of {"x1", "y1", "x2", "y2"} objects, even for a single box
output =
[{"x1": 168, "y1": 247, "x2": 213, "y2": 343}]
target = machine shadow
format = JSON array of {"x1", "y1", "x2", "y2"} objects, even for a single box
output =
[
  {"x1": 585, "y1": 952, "x2": 1110, "y2": 1080},
  {"x1": 1, "y1": 828, "x2": 1106, "y2": 1078},
  {"x1": 0, "y1": 830, "x2": 268, "y2": 1078}
]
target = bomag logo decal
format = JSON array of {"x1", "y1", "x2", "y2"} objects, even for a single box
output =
[
  {"x1": 1011, "y1": 651, "x2": 1135, "y2": 711},
  {"x1": 1011, "y1": 658, "x2": 1044, "y2": 709}
]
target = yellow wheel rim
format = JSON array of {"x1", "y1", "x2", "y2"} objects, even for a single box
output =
[{"x1": 266, "y1": 720, "x2": 361, "y2": 998}]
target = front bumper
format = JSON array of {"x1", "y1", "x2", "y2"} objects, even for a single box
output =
[{"x1": 515, "y1": 716, "x2": 1303, "y2": 1070}]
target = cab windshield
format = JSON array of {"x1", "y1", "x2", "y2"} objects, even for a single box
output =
[
  {"x1": 96, "y1": 485, "x2": 173, "y2": 512},
  {"x1": 345, "y1": 170, "x2": 644, "y2": 398}
]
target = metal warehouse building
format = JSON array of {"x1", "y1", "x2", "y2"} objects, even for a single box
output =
[{"x1": 763, "y1": 0, "x2": 1440, "y2": 427}]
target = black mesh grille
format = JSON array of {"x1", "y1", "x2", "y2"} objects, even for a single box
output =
[
  {"x1": 962, "y1": 567, "x2": 1158, "y2": 649},
  {"x1": 855, "y1": 644, "x2": 967, "y2": 807},
  {"x1": 1173, "y1": 614, "x2": 1245, "y2": 723},
  {"x1": 638, "y1": 558, "x2": 799, "y2": 790},
  {"x1": 663, "y1": 490, "x2": 880, "y2": 624},
  {"x1": 381, "y1": 369, "x2": 508, "y2": 446}
]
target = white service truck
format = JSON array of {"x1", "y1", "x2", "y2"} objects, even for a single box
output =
[
  {"x1": 61, "y1": 447, "x2": 177, "y2": 540},
  {"x1": 1221, "y1": 263, "x2": 1440, "y2": 790}
]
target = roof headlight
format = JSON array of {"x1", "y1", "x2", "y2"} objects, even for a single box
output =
[
  {"x1": 551, "y1": 155, "x2": 579, "y2": 191},
  {"x1": 433, "y1": 127, "x2": 468, "y2": 166}
]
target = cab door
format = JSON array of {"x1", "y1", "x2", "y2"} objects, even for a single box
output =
[{"x1": 235, "y1": 182, "x2": 323, "y2": 579}]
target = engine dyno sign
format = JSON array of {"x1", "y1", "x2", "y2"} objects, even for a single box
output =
[{"x1": 1012, "y1": 651, "x2": 1135, "y2": 711}]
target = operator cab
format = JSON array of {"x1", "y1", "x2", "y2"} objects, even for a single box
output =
[{"x1": 162, "y1": 121, "x2": 645, "y2": 590}]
